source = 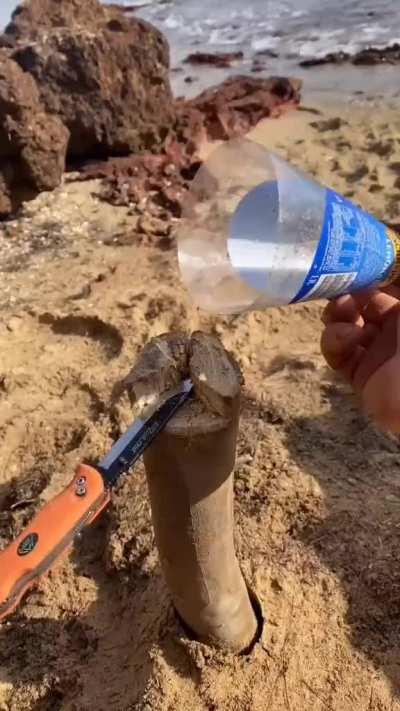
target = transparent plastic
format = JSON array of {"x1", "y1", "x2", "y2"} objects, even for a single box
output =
[{"x1": 177, "y1": 138, "x2": 396, "y2": 314}]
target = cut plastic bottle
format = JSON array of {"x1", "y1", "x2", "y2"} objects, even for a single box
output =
[{"x1": 177, "y1": 138, "x2": 400, "y2": 314}]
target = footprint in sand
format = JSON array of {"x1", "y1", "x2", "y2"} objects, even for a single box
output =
[
  {"x1": 342, "y1": 164, "x2": 369, "y2": 184},
  {"x1": 366, "y1": 140, "x2": 393, "y2": 157},
  {"x1": 38, "y1": 313, "x2": 123, "y2": 363},
  {"x1": 310, "y1": 117, "x2": 344, "y2": 132},
  {"x1": 265, "y1": 353, "x2": 318, "y2": 378},
  {"x1": 389, "y1": 161, "x2": 400, "y2": 174},
  {"x1": 0, "y1": 312, "x2": 121, "y2": 479},
  {"x1": 0, "y1": 312, "x2": 113, "y2": 422}
]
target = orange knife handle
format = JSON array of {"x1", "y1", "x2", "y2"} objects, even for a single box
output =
[{"x1": 0, "y1": 464, "x2": 110, "y2": 622}]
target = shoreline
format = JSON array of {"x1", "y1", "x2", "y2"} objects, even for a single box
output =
[
  {"x1": 132, "y1": 0, "x2": 400, "y2": 106},
  {"x1": 171, "y1": 56, "x2": 400, "y2": 106}
]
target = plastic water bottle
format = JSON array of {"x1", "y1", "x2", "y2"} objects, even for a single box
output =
[{"x1": 177, "y1": 138, "x2": 400, "y2": 314}]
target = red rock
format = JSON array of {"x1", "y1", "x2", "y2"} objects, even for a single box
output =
[
  {"x1": 137, "y1": 214, "x2": 171, "y2": 237},
  {"x1": 185, "y1": 75, "x2": 301, "y2": 141},
  {"x1": 76, "y1": 110, "x2": 204, "y2": 233},
  {"x1": 78, "y1": 149, "x2": 192, "y2": 223},
  {"x1": 4, "y1": 0, "x2": 175, "y2": 158},
  {"x1": 0, "y1": 50, "x2": 69, "y2": 217},
  {"x1": 183, "y1": 51, "x2": 244, "y2": 68},
  {"x1": 172, "y1": 105, "x2": 207, "y2": 160},
  {"x1": 78, "y1": 74, "x2": 301, "y2": 235}
]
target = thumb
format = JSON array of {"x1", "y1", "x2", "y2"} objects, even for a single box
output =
[{"x1": 321, "y1": 322, "x2": 369, "y2": 371}]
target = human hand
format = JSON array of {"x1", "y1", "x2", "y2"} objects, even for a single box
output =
[{"x1": 321, "y1": 288, "x2": 400, "y2": 433}]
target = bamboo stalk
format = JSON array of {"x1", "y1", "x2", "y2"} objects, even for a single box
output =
[{"x1": 123, "y1": 331, "x2": 257, "y2": 652}]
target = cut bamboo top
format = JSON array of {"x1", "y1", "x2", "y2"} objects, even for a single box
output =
[{"x1": 122, "y1": 331, "x2": 242, "y2": 436}]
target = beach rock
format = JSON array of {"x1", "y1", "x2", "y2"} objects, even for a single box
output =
[
  {"x1": 310, "y1": 117, "x2": 344, "y2": 132},
  {"x1": 76, "y1": 113, "x2": 204, "y2": 236},
  {"x1": 186, "y1": 75, "x2": 301, "y2": 141},
  {"x1": 255, "y1": 49, "x2": 279, "y2": 58},
  {"x1": 105, "y1": 4, "x2": 140, "y2": 13},
  {"x1": 137, "y1": 214, "x2": 171, "y2": 238},
  {"x1": 299, "y1": 52, "x2": 349, "y2": 68},
  {"x1": 251, "y1": 59, "x2": 267, "y2": 73},
  {"x1": 173, "y1": 105, "x2": 207, "y2": 160},
  {"x1": 3, "y1": 0, "x2": 175, "y2": 158},
  {"x1": 352, "y1": 44, "x2": 400, "y2": 65},
  {"x1": 78, "y1": 146, "x2": 192, "y2": 229},
  {"x1": 78, "y1": 74, "x2": 301, "y2": 228},
  {"x1": 183, "y1": 51, "x2": 244, "y2": 68},
  {"x1": 0, "y1": 50, "x2": 69, "y2": 218},
  {"x1": 300, "y1": 43, "x2": 400, "y2": 68},
  {"x1": 1, "y1": 0, "x2": 106, "y2": 44}
]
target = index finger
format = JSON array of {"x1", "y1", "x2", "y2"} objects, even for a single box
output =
[
  {"x1": 322, "y1": 294, "x2": 363, "y2": 326},
  {"x1": 352, "y1": 290, "x2": 400, "y2": 325},
  {"x1": 320, "y1": 322, "x2": 365, "y2": 370}
]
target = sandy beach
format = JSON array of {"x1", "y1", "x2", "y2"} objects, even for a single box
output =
[{"x1": 1, "y1": 95, "x2": 400, "y2": 710}]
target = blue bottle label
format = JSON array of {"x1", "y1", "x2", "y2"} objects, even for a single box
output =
[{"x1": 292, "y1": 189, "x2": 396, "y2": 303}]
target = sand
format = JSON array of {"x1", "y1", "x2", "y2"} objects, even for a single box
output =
[{"x1": 1, "y1": 98, "x2": 400, "y2": 710}]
